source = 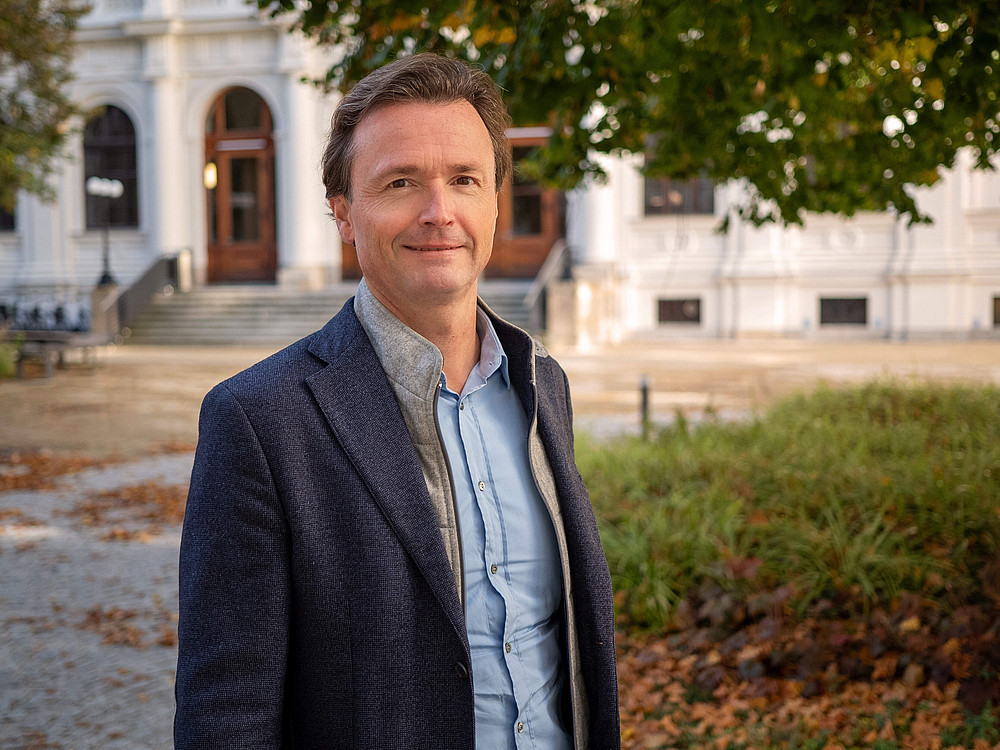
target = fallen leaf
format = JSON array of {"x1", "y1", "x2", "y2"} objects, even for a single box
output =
[{"x1": 900, "y1": 616, "x2": 921, "y2": 633}]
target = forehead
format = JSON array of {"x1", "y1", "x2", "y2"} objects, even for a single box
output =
[{"x1": 351, "y1": 100, "x2": 495, "y2": 179}]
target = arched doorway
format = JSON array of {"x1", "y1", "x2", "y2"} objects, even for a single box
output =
[{"x1": 204, "y1": 87, "x2": 277, "y2": 283}]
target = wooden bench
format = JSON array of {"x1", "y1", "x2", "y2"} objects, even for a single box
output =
[{"x1": 3, "y1": 331, "x2": 107, "y2": 378}]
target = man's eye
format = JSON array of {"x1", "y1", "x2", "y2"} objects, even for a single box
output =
[
  {"x1": 389, "y1": 179, "x2": 409, "y2": 188},
  {"x1": 455, "y1": 176, "x2": 475, "y2": 186}
]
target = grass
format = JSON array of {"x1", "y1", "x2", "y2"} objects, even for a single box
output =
[
  {"x1": 578, "y1": 380, "x2": 1000, "y2": 630},
  {"x1": 0, "y1": 341, "x2": 17, "y2": 378}
]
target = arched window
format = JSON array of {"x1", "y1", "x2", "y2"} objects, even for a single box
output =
[
  {"x1": 206, "y1": 86, "x2": 272, "y2": 134},
  {"x1": 84, "y1": 105, "x2": 138, "y2": 229}
]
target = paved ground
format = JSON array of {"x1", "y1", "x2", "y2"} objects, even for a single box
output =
[
  {"x1": 1, "y1": 454, "x2": 191, "y2": 750},
  {"x1": 1, "y1": 337, "x2": 998, "y2": 748},
  {"x1": 3, "y1": 338, "x2": 1000, "y2": 455}
]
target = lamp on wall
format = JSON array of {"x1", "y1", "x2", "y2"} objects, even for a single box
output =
[{"x1": 203, "y1": 162, "x2": 218, "y2": 190}]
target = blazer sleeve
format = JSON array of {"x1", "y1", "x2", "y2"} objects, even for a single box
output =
[{"x1": 174, "y1": 383, "x2": 290, "y2": 748}]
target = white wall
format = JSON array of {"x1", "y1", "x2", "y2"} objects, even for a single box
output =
[{"x1": 593, "y1": 151, "x2": 1000, "y2": 341}]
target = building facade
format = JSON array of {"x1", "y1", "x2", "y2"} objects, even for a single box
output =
[
  {"x1": 564, "y1": 152, "x2": 1000, "y2": 344},
  {"x1": 0, "y1": 0, "x2": 341, "y2": 328},
  {"x1": 2, "y1": 0, "x2": 999, "y2": 342}
]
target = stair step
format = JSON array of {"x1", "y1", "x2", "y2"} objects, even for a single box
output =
[{"x1": 125, "y1": 281, "x2": 536, "y2": 346}]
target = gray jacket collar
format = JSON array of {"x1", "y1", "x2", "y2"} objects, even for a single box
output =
[{"x1": 353, "y1": 279, "x2": 444, "y2": 404}]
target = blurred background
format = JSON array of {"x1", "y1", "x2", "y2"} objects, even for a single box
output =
[{"x1": 1, "y1": 2, "x2": 999, "y2": 748}]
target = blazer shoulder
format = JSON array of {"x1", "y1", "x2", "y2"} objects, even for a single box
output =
[
  {"x1": 214, "y1": 335, "x2": 318, "y2": 402},
  {"x1": 213, "y1": 297, "x2": 365, "y2": 403}
]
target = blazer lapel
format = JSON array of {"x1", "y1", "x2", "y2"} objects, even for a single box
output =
[{"x1": 304, "y1": 312, "x2": 466, "y2": 642}]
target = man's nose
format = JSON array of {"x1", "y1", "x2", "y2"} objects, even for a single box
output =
[{"x1": 419, "y1": 184, "x2": 455, "y2": 226}]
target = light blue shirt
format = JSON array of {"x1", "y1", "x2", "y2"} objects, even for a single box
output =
[{"x1": 435, "y1": 310, "x2": 571, "y2": 750}]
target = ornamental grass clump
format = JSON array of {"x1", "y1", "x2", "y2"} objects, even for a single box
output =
[{"x1": 579, "y1": 380, "x2": 1000, "y2": 631}]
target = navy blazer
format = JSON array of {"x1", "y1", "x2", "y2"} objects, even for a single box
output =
[{"x1": 174, "y1": 299, "x2": 620, "y2": 749}]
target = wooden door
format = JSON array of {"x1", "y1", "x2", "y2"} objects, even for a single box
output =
[
  {"x1": 488, "y1": 136, "x2": 563, "y2": 279},
  {"x1": 341, "y1": 233, "x2": 362, "y2": 280},
  {"x1": 205, "y1": 88, "x2": 277, "y2": 283}
]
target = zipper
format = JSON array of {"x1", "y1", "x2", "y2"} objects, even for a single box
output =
[
  {"x1": 433, "y1": 380, "x2": 467, "y2": 621},
  {"x1": 524, "y1": 350, "x2": 584, "y2": 750},
  {"x1": 434, "y1": 380, "x2": 475, "y2": 741}
]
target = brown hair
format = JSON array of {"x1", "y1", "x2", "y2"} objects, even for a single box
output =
[{"x1": 321, "y1": 53, "x2": 512, "y2": 200}]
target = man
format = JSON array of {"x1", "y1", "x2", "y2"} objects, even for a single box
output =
[{"x1": 174, "y1": 53, "x2": 619, "y2": 749}]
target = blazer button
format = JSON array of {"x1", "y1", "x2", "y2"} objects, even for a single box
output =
[{"x1": 453, "y1": 661, "x2": 469, "y2": 679}]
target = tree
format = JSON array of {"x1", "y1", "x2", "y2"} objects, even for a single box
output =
[
  {"x1": 0, "y1": 0, "x2": 86, "y2": 213},
  {"x1": 261, "y1": 0, "x2": 1000, "y2": 227}
]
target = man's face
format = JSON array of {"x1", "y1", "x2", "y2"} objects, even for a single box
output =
[{"x1": 331, "y1": 99, "x2": 499, "y2": 319}]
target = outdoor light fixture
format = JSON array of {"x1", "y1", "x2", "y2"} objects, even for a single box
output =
[
  {"x1": 86, "y1": 176, "x2": 124, "y2": 200},
  {"x1": 86, "y1": 176, "x2": 124, "y2": 286},
  {"x1": 203, "y1": 162, "x2": 218, "y2": 190}
]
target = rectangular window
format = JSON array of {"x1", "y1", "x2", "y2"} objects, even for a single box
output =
[
  {"x1": 658, "y1": 298, "x2": 701, "y2": 324},
  {"x1": 993, "y1": 296, "x2": 1000, "y2": 328},
  {"x1": 645, "y1": 176, "x2": 715, "y2": 215},
  {"x1": 230, "y1": 157, "x2": 260, "y2": 242},
  {"x1": 820, "y1": 297, "x2": 868, "y2": 325},
  {"x1": 511, "y1": 145, "x2": 544, "y2": 236},
  {"x1": 0, "y1": 205, "x2": 14, "y2": 231}
]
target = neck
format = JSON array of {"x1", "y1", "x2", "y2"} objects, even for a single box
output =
[{"x1": 371, "y1": 287, "x2": 481, "y2": 393}]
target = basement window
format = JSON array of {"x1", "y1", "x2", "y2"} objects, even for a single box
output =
[
  {"x1": 820, "y1": 297, "x2": 867, "y2": 325},
  {"x1": 658, "y1": 298, "x2": 701, "y2": 324}
]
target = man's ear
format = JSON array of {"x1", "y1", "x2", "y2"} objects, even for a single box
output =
[{"x1": 330, "y1": 196, "x2": 355, "y2": 246}]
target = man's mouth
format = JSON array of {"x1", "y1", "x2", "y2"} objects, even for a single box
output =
[{"x1": 403, "y1": 244, "x2": 462, "y2": 252}]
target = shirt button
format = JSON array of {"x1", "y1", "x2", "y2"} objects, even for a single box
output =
[
  {"x1": 517, "y1": 722, "x2": 524, "y2": 733},
  {"x1": 490, "y1": 563, "x2": 498, "y2": 575},
  {"x1": 478, "y1": 481, "x2": 485, "y2": 491},
  {"x1": 505, "y1": 642, "x2": 511, "y2": 653},
  {"x1": 460, "y1": 403, "x2": 464, "y2": 410}
]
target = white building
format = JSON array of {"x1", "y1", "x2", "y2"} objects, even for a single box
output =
[
  {"x1": 2, "y1": 0, "x2": 999, "y2": 342},
  {"x1": 564, "y1": 152, "x2": 1000, "y2": 344}
]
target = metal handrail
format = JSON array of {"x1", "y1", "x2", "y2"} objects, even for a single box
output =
[
  {"x1": 116, "y1": 252, "x2": 183, "y2": 330},
  {"x1": 524, "y1": 238, "x2": 571, "y2": 334}
]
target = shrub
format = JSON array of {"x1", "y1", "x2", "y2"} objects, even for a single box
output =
[
  {"x1": 0, "y1": 341, "x2": 17, "y2": 378},
  {"x1": 579, "y1": 381, "x2": 1000, "y2": 630}
]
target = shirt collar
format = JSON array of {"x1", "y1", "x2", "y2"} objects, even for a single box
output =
[
  {"x1": 475, "y1": 307, "x2": 511, "y2": 390},
  {"x1": 354, "y1": 278, "x2": 510, "y2": 398}
]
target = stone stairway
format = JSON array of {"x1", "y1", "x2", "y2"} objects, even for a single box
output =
[
  {"x1": 125, "y1": 280, "x2": 535, "y2": 346},
  {"x1": 479, "y1": 280, "x2": 534, "y2": 331}
]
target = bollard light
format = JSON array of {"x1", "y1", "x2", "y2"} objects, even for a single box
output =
[{"x1": 640, "y1": 375, "x2": 651, "y2": 440}]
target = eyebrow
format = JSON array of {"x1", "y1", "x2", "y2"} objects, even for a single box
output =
[{"x1": 370, "y1": 162, "x2": 489, "y2": 183}]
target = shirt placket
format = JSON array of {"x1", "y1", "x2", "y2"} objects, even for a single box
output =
[{"x1": 459, "y1": 387, "x2": 537, "y2": 746}]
